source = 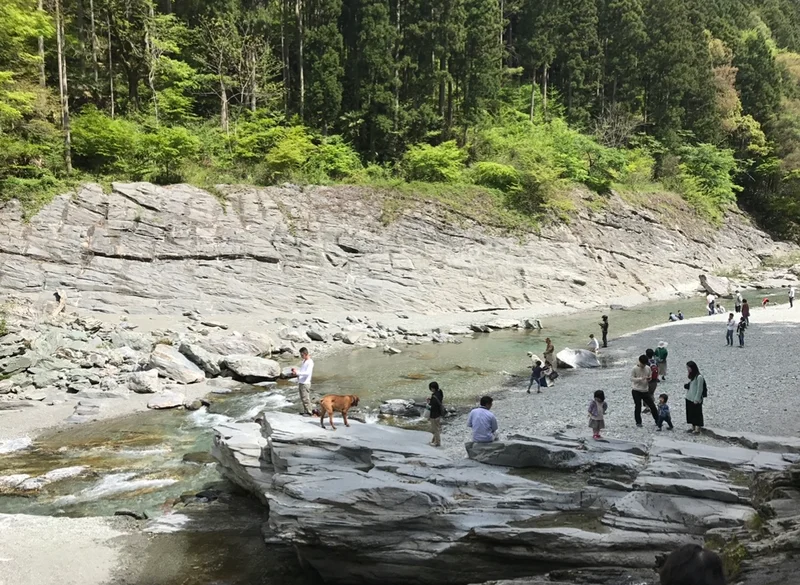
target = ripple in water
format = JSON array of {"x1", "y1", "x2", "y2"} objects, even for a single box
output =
[{"x1": 55, "y1": 472, "x2": 179, "y2": 504}]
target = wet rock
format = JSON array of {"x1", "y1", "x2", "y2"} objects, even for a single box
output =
[
  {"x1": 178, "y1": 342, "x2": 222, "y2": 377},
  {"x1": 379, "y1": 399, "x2": 423, "y2": 418},
  {"x1": 521, "y1": 318, "x2": 543, "y2": 330},
  {"x1": 183, "y1": 399, "x2": 205, "y2": 411},
  {"x1": 114, "y1": 509, "x2": 149, "y2": 520},
  {"x1": 448, "y1": 326, "x2": 472, "y2": 335},
  {"x1": 148, "y1": 344, "x2": 205, "y2": 384},
  {"x1": 147, "y1": 390, "x2": 186, "y2": 410},
  {"x1": 470, "y1": 323, "x2": 491, "y2": 333},
  {"x1": 221, "y1": 355, "x2": 281, "y2": 382},
  {"x1": 556, "y1": 348, "x2": 601, "y2": 369},
  {"x1": 486, "y1": 319, "x2": 520, "y2": 330},
  {"x1": 127, "y1": 369, "x2": 161, "y2": 394},
  {"x1": 182, "y1": 451, "x2": 215, "y2": 464},
  {"x1": 384, "y1": 346, "x2": 402, "y2": 355},
  {"x1": 702, "y1": 428, "x2": 800, "y2": 454}
]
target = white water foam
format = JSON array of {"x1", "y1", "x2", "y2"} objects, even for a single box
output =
[
  {"x1": 54, "y1": 472, "x2": 178, "y2": 504},
  {"x1": 18, "y1": 466, "x2": 88, "y2": 491},
  {"x1": 144, "y1": 512, "x2": 191, "y2": 534},
  {"x1": 242, "y1": 392, "x2": 293, "y2": 419},
  {"x1": 189, "y1": 407, "x2": 233, "y2": 428},
  {"x1": 0, "y1": 437, "x2": 32, "y2": 454}
]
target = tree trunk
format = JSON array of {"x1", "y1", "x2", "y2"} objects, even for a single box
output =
[
  {"x1": 296, "y1": 0, "x2": 304, "y2": 119},
  {"x1": 542, "y1": 63, "x2": 548, "y2": 119},
  {"x1": 220, "y1": 77, "x2": 229, "y2": 133},
  {"x1": 107, "y1": 11, "x2": 115, "y2": 117},
  {"x1": 38, "y1": 0, "x2": 46, "y2": 88},
  {"x1": 393, "y1": 0, "x2": 401, "y2": 129},
  {"x1": 529, "y1": 73, "x2": 535, "y2": 122},
  {"x1": 280, "y1": 0, "x2": 288, "y2": 115},
  {"x1": 55, "y1": 0, "x2": 72, "y2": 173},
  {"x1": 128, "y1": 68, "x2": 140, "y2": 111},
  {"x1": 89, "y1": 0, "x2": 99, "y2": 85},
  {"x1": 145, "y1": 3, "x2": 159, "y2": 124},
  {"x1": 250, "y1": 50, "x2": 258, "y2": 112}
]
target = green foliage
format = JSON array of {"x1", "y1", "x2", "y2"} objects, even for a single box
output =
[
  {"x1": 402, "y1": 141, "x2": 466, "y2": 183},
  {"x1": 263, "y1": 126, "x2": 316, "y2": 182},
  {"x1": 72, "y1": 107, "x2": 143, "y2": 174},
  {"x1": 141, "y1": 126, "x2": 201, "y2": 183},
  {"x1": 470, "y1": 162, "x2": 522, "y2": 192},
  {"x1": 305, "y1": 136, "x2": 363, "y2": 181},
  {"x1": 705, "y1": 535, "x2": 749, "y2": 581},
  {"x1": 664, "y1": 143, "x2": 741, "y2": 221},
  {"x1": 0, "y1": 316, "x2": 7, "y2": 337}
]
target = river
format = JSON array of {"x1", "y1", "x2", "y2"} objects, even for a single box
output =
[{"x1": 0, "y1": 289, "x2": 782, "y2": 582}]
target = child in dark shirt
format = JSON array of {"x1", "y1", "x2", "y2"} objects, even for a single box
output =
[{"x1": 656, "y1": 393, "x2": 674, "y2": 431}]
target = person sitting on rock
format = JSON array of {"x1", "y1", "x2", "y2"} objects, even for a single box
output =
[
  {"x1": 668, "y1": 312, "x2": 679, "y2": 322},
  {"x1": 659, "y1": 543, "x2": 725, "y2": 585},
  {"x1": 467, "y1": 396, "x2": 498, "y2": 443},
  {"x1": 677, "y1": 310, "x2": 684, "y2": 320}
]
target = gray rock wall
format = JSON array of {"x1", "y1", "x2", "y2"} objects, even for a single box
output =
[{"x1": 0, "y1": 182, "x2": 787, "y2": 315}]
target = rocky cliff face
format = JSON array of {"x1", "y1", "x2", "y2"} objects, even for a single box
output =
[{"x1": 0, "y1": 182, "x2": 788, "y2": 316}]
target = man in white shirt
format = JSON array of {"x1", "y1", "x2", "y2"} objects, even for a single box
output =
[
  {"x1": 706, "y1": 293, "x2": 716, "y2": 315},
  {"x1": 588, "y1": 334, "x2": 600, "y2": 353},
  {"x1": 790, "y1": 286, "x2": 796, "y2": 309},
  {"x1": 291, "y1": 347, "x2": 314, "y2": 415},
  {"x1": 735, "y1": 290, "x2": 742, "y2": 313},
  {"x1": 467, "y1": 396, "x2": 498, "y2": 443}
]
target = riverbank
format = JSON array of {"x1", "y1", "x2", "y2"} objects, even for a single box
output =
[{"x1": 440, "y1": 300, "x2": 800, "y2": 457}]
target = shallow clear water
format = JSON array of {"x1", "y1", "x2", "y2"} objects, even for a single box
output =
[{"x1": 0, "y1": 288, "x2": 783, "y2": 518}]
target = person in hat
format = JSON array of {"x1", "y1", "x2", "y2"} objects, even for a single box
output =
[
  {"x1": 599, "y1": 316, "x2": 609, "y2": 348},
  {"x1": 654, "y1": 341, "x2": 668, "y2": 381}
]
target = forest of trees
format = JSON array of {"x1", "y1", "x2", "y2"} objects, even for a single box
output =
[{"x1": 4, "y1": 0, "x2": 800, "y2": 238}]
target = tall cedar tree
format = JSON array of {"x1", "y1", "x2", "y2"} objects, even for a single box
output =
[
  {"x1": 306, "y1": 0, "x2": 344, "y2": 132},
  {"x1": 598, "y1": 0, "x2": 647, "y2": 110}
]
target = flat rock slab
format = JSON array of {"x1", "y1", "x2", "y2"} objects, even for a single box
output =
[
  {"x1": 703, "y1": 428, "x2": 800, "y2": 454},
  {"x1": 148, "y1": 345, "x2": 205, "y2": 384},
  {"x1": 556, "y1": 348, "x2": 600, "y2": 369}
]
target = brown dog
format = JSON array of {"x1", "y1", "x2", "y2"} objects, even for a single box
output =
[{"x1": 314, "y1": 394, "x2": 360, "y2": 430}]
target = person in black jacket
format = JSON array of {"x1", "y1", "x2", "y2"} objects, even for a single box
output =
[{"x1": 428, "y1": 381, "x2": 445, "y2": 447}]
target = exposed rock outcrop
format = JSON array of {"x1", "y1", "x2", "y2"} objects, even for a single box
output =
[
  {"x1": 0, "y1": 182, "x2": 790, "y2": 316},
  {"x1": 212, "y1": 414, "x2": 800, "y2": 585}
]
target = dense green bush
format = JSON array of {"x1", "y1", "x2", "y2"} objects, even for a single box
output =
[
  {"x1": 402, "y1": 141, "x2": 466, "y2": 182},
  {"x1": 72, "y1": 107, "x2": 142, "y2": 174},
  {"x1": 263, "y1": 126, "x2": 316, "y2": 182},
  {"x1": 141, "y1": 125, "x2": 201, "y2": 183},
  {"x1": 470, "y1": 161, "x2": 521, "y2": 192},
  {"x1": 305, "y1": 135, "x2": 363, "y2": 180}
]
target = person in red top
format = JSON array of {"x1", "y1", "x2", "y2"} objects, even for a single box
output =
[
  {"x1": 762, "y1": 297, "x2": 770, "y2": 308},
  {"x1": 741, "y1": 299, "x2": 750, "y2": 325}
]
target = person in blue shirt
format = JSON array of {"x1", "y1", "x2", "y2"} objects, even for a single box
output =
[
  {"x1": 656, "y1": 393, "x2": 673, "y2": 431},
  {"x1": 467, "y1": 396, "x2": 498, "y2": 443},
  {"x1": 527, "y1": 360, "x2": 546, "y2": 394}
]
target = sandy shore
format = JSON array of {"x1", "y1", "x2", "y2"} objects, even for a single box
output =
[{"x1": 441, "y1": 301, "x2": 800, "y2": 457}]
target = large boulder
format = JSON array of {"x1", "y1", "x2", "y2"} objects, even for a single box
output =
[
  {"x1": 127, "y1": 369, "x2": 161, "y2": 394},
  {"x1": 148, "y1": 344, "x2": 205, "y2": 384},
  {"x1": 379, "y1": 399, "x2": 423, "y2": 418},
  {"x1": 197, "y1": 331, "x2": 276, "y2": 357},
  {"x1": 221, "y1": 355, "x2": 281, "y2": 382},
  {"x1": 178, "y1": 342, "x2": 223, "y2": 377},
  {"x1": 486, "y1": 319, "x2": 520, "y2": 330},
  {"x1": 699, "y1": 274, "x2": 731, "y2": 298},
  {"x1": 341, "y1": 331, "x2": 365, "y2": 345},
  {"x1": 556, "y1": 348, "x2": 600, "y2": 369}
]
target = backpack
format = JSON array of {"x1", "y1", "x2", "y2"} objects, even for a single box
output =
[
  {"x1": 650, "y1": 363, "x2": 659, "y2": 382},
  {"x1": 702, "y1": 378, "x2": 708, "y2": 398}
]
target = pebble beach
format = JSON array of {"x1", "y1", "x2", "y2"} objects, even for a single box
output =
[{"x1": 441, "y1": 302, "x2": 800, "y2": 456}]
